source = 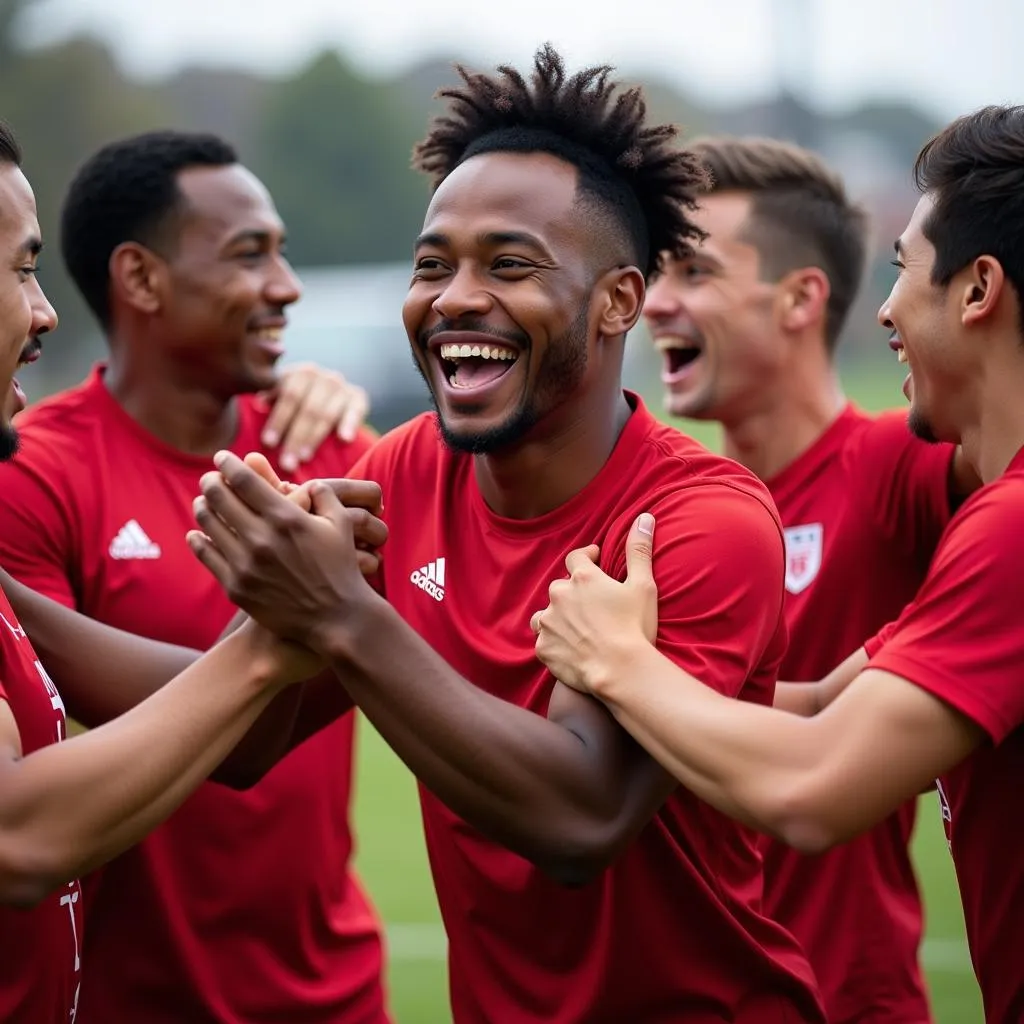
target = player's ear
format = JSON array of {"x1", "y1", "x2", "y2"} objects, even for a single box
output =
[
  {"x1": 109, "y1": 242, "x2": 166, "y2": 316},
  {"x1": 594, "y1": 266, "x2": 645, "y2": 339}
]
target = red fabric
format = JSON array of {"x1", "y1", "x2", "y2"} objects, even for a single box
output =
[
  {"x1": 762, "y1": 406, "x2": 953, "y2": 1023},
  {"x1": 0, "y1": 589, "x2": 83, "y2": 1022},
  {"x1": 0, "y1": 366, "x2": 388, "y2": 1023},
  {"x1": 869, "y1": 444, "x2": 1024, "y2": 1024},
  {"x1": 349, "y1": 393, "x2": 824, "y2": 1024}
]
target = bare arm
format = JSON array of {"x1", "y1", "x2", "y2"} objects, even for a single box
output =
[
  {"x1": 588, "y1": 641, "x2": 981, "y2": 853},
  {"x1": 773, "y1": 647, "x2": 869, "y2": 716},
  {"x1": 2, "y1": 571, "x2": 352, "y2": 786},
  {"x1": 323, "y1": 599, "x2": 673, "y2": 885},
  {"x1": 0, "y1": 623, "x2": 304, "y2": 907}
]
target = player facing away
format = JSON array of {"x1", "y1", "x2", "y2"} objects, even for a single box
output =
[
  {"x1": 0, "y1": 120, "x2": 358, "y2": 1024},
  {"x1": 532, "y1": 105, "x2": 1024, "y2": 1024},
  {"x1": 641, "y1": 136, "x2": 979, "y2": 1024},
  {"x1": 186, "y1": 46, "x2": 827, "y2": 1024},
  {"x1": 0, "y1": 131, "x2": 389, "y2": 1023}
]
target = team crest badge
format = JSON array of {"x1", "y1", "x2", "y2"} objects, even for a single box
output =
[{"x1": 783, "y1": 524, "x2": 823, "y2": 595}]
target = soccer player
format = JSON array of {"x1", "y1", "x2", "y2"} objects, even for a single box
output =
[
  {"x1": 0, "y1": 131, "x2": 389, "y2": 1023},
  {"x1": 186, "y1": 46, "x2": 827, "y2": 1024},
  {"x1": 0, "y1": 119, "x2": 341, "y2": 1024},
  {"x1": 531, "y1": 105, "x2": 1024, "y2": 1024},
  {"x1": 636, "y1": 136, "x2": 982, "y2": 1023}
]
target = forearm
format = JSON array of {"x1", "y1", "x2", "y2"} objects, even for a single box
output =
[
  {"x1": 2, "y1": 570, "x2": 201, "y2": 725},
  {"x1": 212, "y1": 669, "x2": 355, "y2": 787},
  {"x1": 0, "y1": 628, "x2": 285, "y2": 904},
  {"x1": 589, "y1": 640, "x2": 841, "y2": 848},
  {"x1": 324, "y1": 599, "x2": 634, "y2": 869}
]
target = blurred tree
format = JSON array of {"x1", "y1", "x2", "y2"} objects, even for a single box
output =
[{"x1": 251, "y1": 49, "x2": 428, "y2": 267}]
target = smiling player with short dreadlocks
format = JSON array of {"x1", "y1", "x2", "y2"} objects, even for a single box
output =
[{"x1": 185, "y1": 45, "x2": 826, "y2": 1024}]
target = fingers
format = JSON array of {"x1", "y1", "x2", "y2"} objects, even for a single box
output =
[
  {"x1": 337, "y1": 384, "x2": 370, "y2": 443},
  {"x1": 212, "y1": 451, "x2": 298, "y2": 519},
  {"x1": 244, "y1": 452, "x2": 285, "y2": 491},
  {"x1": 279, "y1": 375, "x2": 349, "y2": 472},
  {"x1": 186, "y1": 529, "x2": 234, "y2": 587},
  {"x1": 530, "y1": 609, "x2": 544, "y2": 634},
  {"x1": 192, "y1": 493, "x2": 249, "y2": 565},
  {"x1": 314, "y1": 478, "x2": 384, "y2": 517},
  {"x1": 625, "y1": 513, "x2": 656, "y2": 588},
  {"x1": 564, "y1": 544, "x2": 600, "y2": 576},
  {"x1": 260, "y1": 366, "x2": 310, "y2": 451}
]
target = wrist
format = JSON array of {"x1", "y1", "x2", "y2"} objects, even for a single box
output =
[
  {"x1": 307, "y1": 588, "x2": 390, "y2": 663},
  {"x1": 585, "y1": 633, "x2": 654, "y2": 702}
]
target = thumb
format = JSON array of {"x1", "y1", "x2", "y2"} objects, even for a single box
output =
[
  {"x1": 625, "y1": 513, "x2": 655, "y2": 585},
  {"x1": 244, "y1": 451, "x2": 286, "y2": 491},
  {"x1": 308, "y1": 480, "x2": 348, "y2": 528}
]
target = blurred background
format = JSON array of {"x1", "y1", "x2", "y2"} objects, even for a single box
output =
[{"x1": 6, "y1": 0, "x2": 1005, "y2": 1018}]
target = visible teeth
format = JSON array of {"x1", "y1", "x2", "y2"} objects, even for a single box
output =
[
  {"x1": 255, "y1": 328, "x2": 282, "y2": 341},
  {"x1": 439, "y1": 343, "x2": 517, "y2": 361},
  {"x1": 897, "y1": 348, "x2": 908, "y2": 364}
]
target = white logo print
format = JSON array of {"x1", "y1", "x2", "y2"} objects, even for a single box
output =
[
  {"x1": 783, "y1": 523, "x2": 823, "y2": 594},
  {"x1": 109, "y1": 520, "x2": 162, "y2": 560},
  {"x1": 410, "y1": 557, "x2": 446, "y2": 602}
]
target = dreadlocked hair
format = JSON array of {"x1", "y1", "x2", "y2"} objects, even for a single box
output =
[{"x1": 412, "y1": 43, "x2": 708, "y2": 278}]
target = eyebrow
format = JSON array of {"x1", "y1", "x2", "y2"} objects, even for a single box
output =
[
  {"x1": 413, "y1": 230, "x2": 550, "y2": 255},
  {"x1": 17, "y1": 236, "x2": 43, "y2": 258},
  {"x1": 226, "y1": 229, "x2": 284, "y2": 247}
]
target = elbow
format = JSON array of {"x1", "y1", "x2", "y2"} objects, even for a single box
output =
[
  {"x1": 533, "y1": 822, "x2": 627, "y2": 888},
  {"x1": 769, "y1": 783, "x2": 845, "y2": 855},
  {"x1": 0, "y1": 844, "x2": 68, "y2": 908}
]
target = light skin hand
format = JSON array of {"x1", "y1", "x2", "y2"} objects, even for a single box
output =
[
  {"x1": 532, "y1": 513, "x2": 658, "y2": 692},
  {"x1": 259, "y1": 363, "x2": 372, "y2": 471}
]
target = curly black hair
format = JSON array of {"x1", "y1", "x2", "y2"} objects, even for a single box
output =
[
  {"x1": 412, "y1": 44, "x2": 708, "y2": 278},
  {"x1": 60, "y1": 130, "x2": 238, "y2": 329}
]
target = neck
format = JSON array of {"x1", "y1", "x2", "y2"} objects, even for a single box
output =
[
  {"x1": 472, "y1": 380, "x2": 633, "y2": 519},
  {"x1": 957, "y1": 347, "x2": 1024, "y2": 484},
  {"x1": 103, "y1": 341, "x2": 239, "y2": 457},
  {"x1": 722, "y1": 359, "x2": 846, "y2": 482}
]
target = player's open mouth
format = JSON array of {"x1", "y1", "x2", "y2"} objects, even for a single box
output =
[
  {"x1": 430, "y1": 334, "x2": 522, "y2": 397},
  {"x1": 656, "y1": 335, "x2": 703, "y2": 384},
  {"x1": 248, "y1": 324, "x2": 286, "y2": 359}
]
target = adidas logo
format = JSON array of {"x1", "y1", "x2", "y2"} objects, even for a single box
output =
[
  {"x1": 410, "y1": 557, "x2": 446, "y2": 602},
  {"x1": 109, "y1": 519, "x2": 162, "y2": 560}
]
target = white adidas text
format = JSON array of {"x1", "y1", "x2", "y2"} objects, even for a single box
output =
[
  {"x1": 109, "y1": 519, "x2": 162, "y2": 560},
  {"x1": 410, "y1": 558, "x2": 446, "y2": 602}
]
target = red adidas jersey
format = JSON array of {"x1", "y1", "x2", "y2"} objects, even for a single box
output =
[
  {"x1": 0, "y1": 588, "x2": 83, "y2": 1023},
  {"x1": 349, "y1": 394, "x2": 825, "y2": 1024},
  {"x1": 764, "y1": 406, "x2": 953, "y2": 1023},
  {"x1": 868, "y1": 444, "x2": 1024, "y2": 1024},
  {"x1": 0, "y1": 366, "x2": 388, "y2": 1024}
]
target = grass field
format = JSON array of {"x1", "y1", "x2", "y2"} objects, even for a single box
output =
[{"x1": 350, "y1": 358, "x2": 985, "y2": 1024}]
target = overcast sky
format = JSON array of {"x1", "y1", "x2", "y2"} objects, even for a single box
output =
[{"x1": 21, "y1": 0, "x2": 1020, "y2": 121}]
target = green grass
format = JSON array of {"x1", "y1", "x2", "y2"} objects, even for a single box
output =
[{"x1": 351, "y1": 360, "x2": 984, "y2": 1024}]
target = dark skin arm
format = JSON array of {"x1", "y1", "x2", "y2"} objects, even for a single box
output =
[
  {"x1": 190, "y1": 454, "x2": 676, "y2": 884},
  {"x1": 1, "y1": 472, "x2": 382, "y2": 786}
]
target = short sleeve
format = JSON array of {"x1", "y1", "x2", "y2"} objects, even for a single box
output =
[
  {"x1": 852, "y1": 412, "x2": 954, "y2": 559},
  {"x1": 610, "y1": 485, "x2": 787, "y2": 699},
  {"x1": 0, "y1": 446, "x2": 79, "y2": 609},
  {"x1": 868, "y1": 487, "x2": 1024, "y2": 743}
]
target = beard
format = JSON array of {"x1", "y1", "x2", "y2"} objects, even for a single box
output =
[
  {"x1": 417, "y1": 305, "x2": 590, "y2": 456},
  {"x1": 0, "y1": 422, "x2": 19, "y2": 462},
  {"x1": 908, "y1": 404, "x2": 940, "y2": 444}
]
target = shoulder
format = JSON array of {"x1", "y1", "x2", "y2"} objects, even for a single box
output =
[
  {"x1": 345, "y1": 412, "x2": 445, "y2": 481},
  {"x1": 934, "y1": 473, "x2": 1024, "y2": 567}
]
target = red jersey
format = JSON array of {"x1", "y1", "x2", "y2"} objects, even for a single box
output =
[
  {"x1": 350, "y1": 394, "x2": 825, "y2": 1024},
  {"x1": 867, "y1": 444, "x2": 1024, "y2": 1024},
  {"x1": 0, "y1": 588, "x2": 83, "y2": 1023},
  {"x1": 762, "y1": 406, "x2": 953, "y2": 1023},
  {"x1": 0, "y1": 366, "x2": 388, "y2": 1024}
]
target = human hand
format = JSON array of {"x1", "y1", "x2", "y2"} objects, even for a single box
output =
[
  {"x1": 531, "y1": 514, "x2": 658, "y2": 693},
  {"x1": 188, "y1": 452, "x2": 384, "y2": 653},
  {"x1": 259, "y1": 363, "x2": 372, "y2": 471}
]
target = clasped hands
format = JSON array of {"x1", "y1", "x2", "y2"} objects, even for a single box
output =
[
  {"x1": 188, "y1": 451, "x2": 387, "y2": 685},
  {"x1": 188, "y1": 453, "x2": 660, "y2": 697}
]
